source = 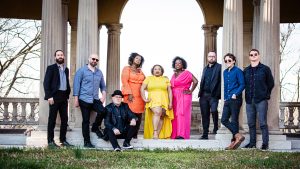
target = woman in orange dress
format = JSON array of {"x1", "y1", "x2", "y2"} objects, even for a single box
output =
[{"x1": 121, "y1": 53, "x2": 145, "y2": 138}]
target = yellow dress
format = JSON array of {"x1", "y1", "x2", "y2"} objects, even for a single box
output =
[{"x1": 143, "y1": 76, "x2": 174, "y2": 139}]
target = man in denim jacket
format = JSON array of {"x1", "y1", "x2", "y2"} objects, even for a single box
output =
[{"x1": 243, "y1": 49, "x2": 274, "y2": 150}]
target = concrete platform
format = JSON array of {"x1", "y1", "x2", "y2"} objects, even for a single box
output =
[{"x1": 0, "y1": 128, "x2": 297, "y2": 151}]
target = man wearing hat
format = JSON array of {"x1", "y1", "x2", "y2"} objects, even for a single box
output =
[{"x1": 104, "y1": 90, "x2": 138, "y2": 151}]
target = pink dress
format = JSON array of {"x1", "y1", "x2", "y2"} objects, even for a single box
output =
[{"x1": 170, "y1": 70, "x2": 193, "y2": 139}]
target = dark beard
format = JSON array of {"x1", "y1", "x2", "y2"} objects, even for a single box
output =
[{"x1": 56, "y1": 58, "x2": 64, "y2": 64}]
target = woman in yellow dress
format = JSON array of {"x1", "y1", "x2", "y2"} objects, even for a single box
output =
[{"x1": 141, "y1": 64, "x2": 174, "y2": 139}]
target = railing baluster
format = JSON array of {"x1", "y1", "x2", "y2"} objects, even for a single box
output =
[
  {"x1": 297, "y1": 107, "x2": 300, "y2": 128},
  {"x1": 12, "y1": 102, "x2": 18, "y2": 122},
  {"x1": 3, "y1": 102, "x2": 9, "y2": 122},
  {"x1": 288, "y1": 107, "x2": 295, "y2": 127},
  {"x1": 20, "y1": 102, "x2": 27, "y2": 122},
  {"x1": 279, "y1": 106, "x2": 285, "y2": 128},
  {"x1": 29, "y1": 103, "x2": 36, "y2": 122}
]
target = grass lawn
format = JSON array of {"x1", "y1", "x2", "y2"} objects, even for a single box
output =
[{"x1": 0, "y1": 147, "x2": 299, "y2": 169}]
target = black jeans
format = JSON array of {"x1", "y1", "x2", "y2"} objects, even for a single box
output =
[
  {"x1": 47, "y1": 100, "x2": 68, "y2": 143},
  {"x1": 199, "y1": 94, "x2": 219, "y2": 136},
  {"x1": 79, "y1": 99, "x2": 105, "y2": 143},
  {"x1": 133, "y1": 113, "x2": 142, "y2": 138},
  {"x1": 221, "y1": 98, "x2": 242, "y2": 137},
  {"x1": 105, "y1": 125, "x2": 137, "y2": 149}
]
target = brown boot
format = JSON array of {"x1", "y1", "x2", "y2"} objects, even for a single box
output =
[
  {"x1": 232, "y1": 133, "x2": 245, "y2": 149},
  {"x1": 225, "y1": 138, "x2": 236, "y2": 150}
]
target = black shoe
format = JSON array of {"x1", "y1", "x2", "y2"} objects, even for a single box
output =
[
  {"x1": 175, "y1": 136, "x2": 184, "y2": 139},
  {"x1": 84, "y1": 142, "x2": 95, "y2": 148},
  {"x1": 212, "y1": 130, "x2": 217, "y2": 134},
  {"x1": 243, "y1": 143, "x2": 256, "y2": 149},
  {"x1": 102, "y1": 133, "x2": 109, "y2": 141},
  {"x1": 91, "y1": 126, "x2": 100, "y2": 133},
  {"x1": 48, "y1": 141, "x2": 59, "y2": 148},
  {"x1": 261, "y1": 144, "x2": 269, "y2": 150},
  {"x1": 123, "y1": 142, "x2": 133, "y2": 149},
  {"x1": 60, "y1": 141, "x2": 74, "y2": 147},
  {"x1": 114, "y1": 147, "x2": 122, "y2": 152},
  {"x1": 199, "y1": 135, "x2": 208, "y2": 140},
  {"x1": 95, "y1": 130, "x2": 104, "y2": 138}
]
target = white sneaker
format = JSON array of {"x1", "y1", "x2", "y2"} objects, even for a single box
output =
[{"x1": 114, "y1": 147, "x2": 121, "y2": 152}]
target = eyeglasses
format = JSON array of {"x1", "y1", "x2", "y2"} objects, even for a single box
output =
[
  {"x1": 208, "y1": 55, "x2": 216, "y2": 57},
  {"x1": 224, "y1": 59, "x2": 233, "y2": 63},
  {"x1": 249, "y1": 53, "x2": 258, "y2": 57},
  {"x1": 91, "y1": 58, "x2": 99, "y2": 62}
]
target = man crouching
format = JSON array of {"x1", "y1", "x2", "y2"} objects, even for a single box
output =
[{"x1": 104, "y1": 90, "x2": 138, "y2": 151}]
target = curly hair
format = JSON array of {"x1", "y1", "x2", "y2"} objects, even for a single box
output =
[
  {"x1": 172, "y1": 56, "x2": 187, "y2": 69},
  {"x1": 128, "y1": 52, "x2": 144, "y2": 68},
  {"x1": 151, "y1": 64, "x2": 164, "y2": 75}
]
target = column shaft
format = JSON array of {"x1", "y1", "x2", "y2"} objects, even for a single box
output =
[
  {"x1": 106, "y1": 24, "x2": 122, "y2": 103},
  {"x1": 76, "y1": 0, "x2": 98, "y2": 68},
  {"x1": 259, "y1": 0, "x2": 280, "y2": 133},
  {"x1": 202, "y1": 24, "x2": 219, "y2": 65},
  {"x1": 252, "y1": 0, "x2": 260, "y2": 49},
  {"x1": 39, "y1": 0, "x2": 64, "y2": 129},
  {"x1": 222, "y1": 0, "x2": 243, "y2": 67}
]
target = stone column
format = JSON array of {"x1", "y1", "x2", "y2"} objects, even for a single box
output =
[
  {"x1": 76, "y1": 0, "x2": 98, "y2": 67},
  {"x1": 106, "y1": 24, "x2": 123, "y2": 103},
  {"x1": 55, "y1": 0, "x2": 69, "y2": 127},
  {"x1": 252, "y1": 0, "x2": 260, "y2": 49},
  {"x1": 202, "y1": 24, "x2": 220, "y2": 65},
  {"x1": 68, "y1": 19, "x2": 77, "y2": 126},
  {"x1": 222, "y1": 0, "x2": 243, "y2": 66},
  {"x1": 39, "y1": 0, "x2": 64, "y2": 129},
  {"x1": 218, "y1": 0, "x2": 244, "y2": 135},
  {"x1": 74, "y1": 0, "x2": 98, "y2": 127},
  {"x1": 62, "y1": 0, "x2": 69, "y2": 62},
  {"x1": 259, "y1": 0, "x2": 280, "y2": 134}
]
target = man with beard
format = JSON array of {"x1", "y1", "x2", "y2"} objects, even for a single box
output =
[
  {"x1": 44, "y1": 50, "x2": 72, "y2": 147},
  {"x1": 73, "y1": 54, "x2": 107, "y2": 148},
  {"x1": 198, "y1": 51, "x2": 221, "y2": 139}
]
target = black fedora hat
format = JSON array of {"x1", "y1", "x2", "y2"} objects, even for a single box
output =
[{"x1": 111, "y1": 90, "x2": 124, "y2": 98}]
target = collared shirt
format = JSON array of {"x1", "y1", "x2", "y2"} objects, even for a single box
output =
[
  {"x1": 223, "y1": 66, "x2": 245, "y2": 100},
  {"x1": 73, "y1": 65, "x2": 106, "y2": 103},
  {"x1": 249, "y1": 66, "x2": 258, "y2": 99},
  {"x1": 57, "y1": 64, "x2": 67, "y2": 91},
  {"x1": 203, "y1": 63, "x2": 215, "y2": 93},
  {"x1": 113, "y1": 104, "x2": 125, "y2": 132}
]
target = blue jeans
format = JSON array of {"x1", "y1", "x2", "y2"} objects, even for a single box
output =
[
  {"x1": 221, "y1": 98, "x2": 242, "y2": 137},
  {"x1": 246, "y1": 100, "x2": 269, "y2": 145}
]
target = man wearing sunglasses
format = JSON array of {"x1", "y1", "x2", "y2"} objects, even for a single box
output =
[
  {"x1": 73, "y1": 54, "x2": 107, "y2": 148},
  {"x1": 243, "y1": 49, "x2": 274, "y2": 150}
]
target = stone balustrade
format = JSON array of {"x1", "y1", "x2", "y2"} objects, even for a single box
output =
[
  {"x1": 280, "y1": 102, "x2": 300, "y2": 133},
  {"x1": 0, "y1": 98, "x2": 39, "y2": 125},
  {"x1": 0, "y1": 97, "x2": 299, "y2": 134}
]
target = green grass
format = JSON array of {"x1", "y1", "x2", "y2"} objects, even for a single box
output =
[{"x1": 0, "y1": 148, "x2": 299, "y2": 169}]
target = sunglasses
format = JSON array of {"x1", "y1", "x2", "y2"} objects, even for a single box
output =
[
  {"x1": 249, "y1": 53, "x2": 258, "y2": 57},
  {"x1": 91, "y1": 58, "x2": 99, "y2": 62},
  {"x1": 224, "y1": 59, "x2": 233, "y2": 63}
]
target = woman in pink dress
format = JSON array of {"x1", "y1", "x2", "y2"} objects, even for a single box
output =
[{"x1": 171, "y1": 56, "x2": 198, "y2": 139}]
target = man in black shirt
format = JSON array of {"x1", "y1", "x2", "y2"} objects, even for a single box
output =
[
  {"x1": 104, "y1": 90, "x2": 138, "y2": 151},
  {"x1": 198, "y1": 51, "x2": 221, "y2": 139}
]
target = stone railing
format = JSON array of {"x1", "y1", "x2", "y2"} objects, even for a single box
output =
[
  {"x1": 280, "y1": 102, "x2": 300, "y2": 133},
  {"x1": 0, "y1": 97, "x2": 39, "y2": 125}
]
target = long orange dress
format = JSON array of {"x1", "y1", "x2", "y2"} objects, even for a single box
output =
[{"x1": 121, "y1": 66, "x2": 146, "y2": 113}]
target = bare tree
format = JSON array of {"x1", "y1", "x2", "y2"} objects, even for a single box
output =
[
  {"x1": 280, "y1": 23, "x2": 300, "y2": 101},
  {"x1": 0, "y1": 19, "x2": 41, "y2": 97}
]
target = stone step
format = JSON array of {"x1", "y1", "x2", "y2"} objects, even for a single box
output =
[{"x1": 0, "y1": 129, "x2": 294, "y2": 150}]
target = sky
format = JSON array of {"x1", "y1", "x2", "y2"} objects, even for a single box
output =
[{"x1": 99, "y1": 0, "x2": 223, "y2": 100}]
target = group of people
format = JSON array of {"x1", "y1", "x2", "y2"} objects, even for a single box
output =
[{"x1": 43, "y1": 48, "x2": 274, "y2": 151}]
